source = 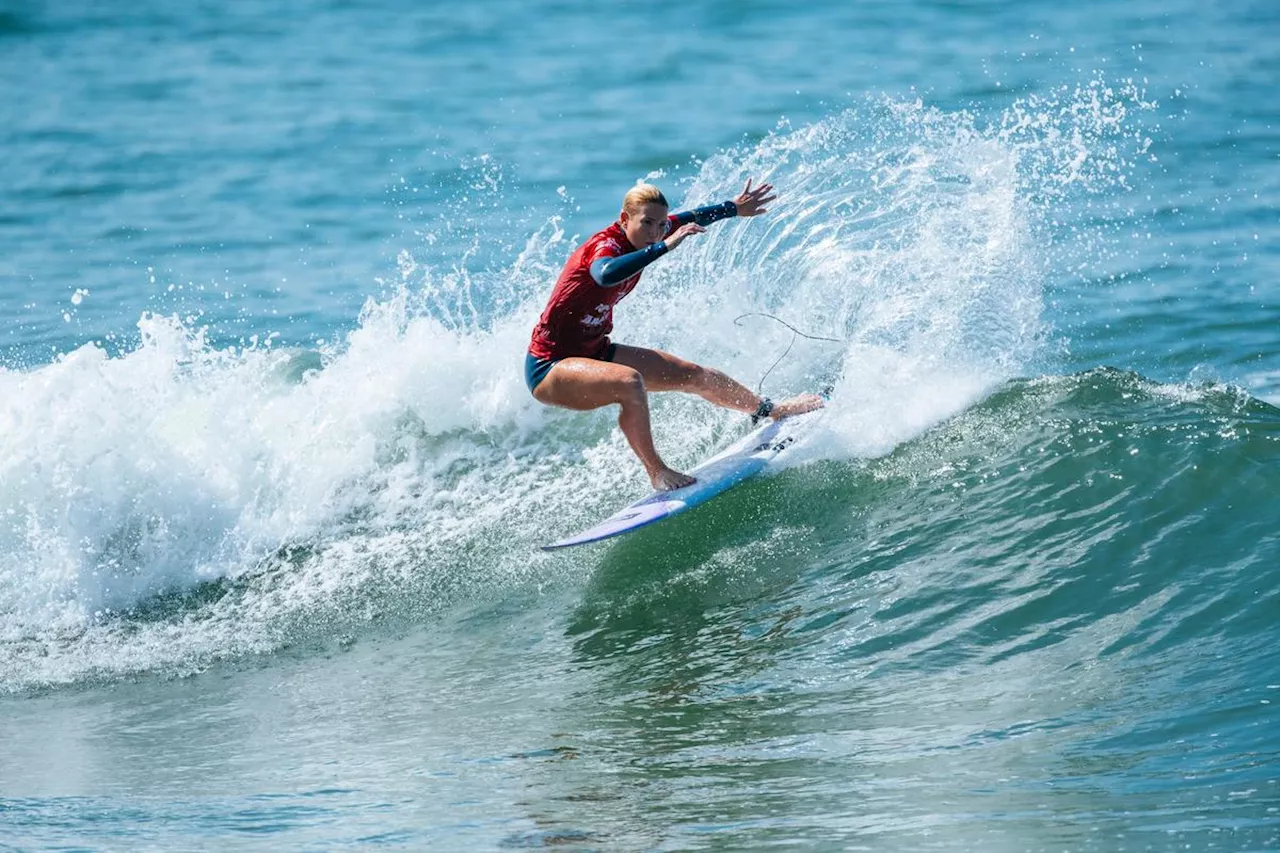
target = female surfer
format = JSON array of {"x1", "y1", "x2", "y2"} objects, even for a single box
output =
[{"x1": 526, "y1": 180, "x2": 825, "y2": 491}]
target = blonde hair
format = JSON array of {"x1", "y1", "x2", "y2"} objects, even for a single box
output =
[{"x1": 622, "y1": 183, "x2": 668, "y2": 215}]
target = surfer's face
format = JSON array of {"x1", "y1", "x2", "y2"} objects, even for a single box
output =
[{"x1": 620, "y1": 203, "x2": 669, "y2": 248}]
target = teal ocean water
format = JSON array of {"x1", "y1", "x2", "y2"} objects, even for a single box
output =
[{"x1": 2, "y1": 1, "x2": 1278, "y2": 850}]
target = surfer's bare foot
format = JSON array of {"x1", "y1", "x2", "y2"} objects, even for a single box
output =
[
  {"x1": 770, "y1": 393, "x2": 825, "y2": 419},
  {"x1": 650, "y1": 466, "x2": 696, "y2": 491}
]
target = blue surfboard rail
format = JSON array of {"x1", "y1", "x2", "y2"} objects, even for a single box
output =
[{"x1": 541, "y1": 409, "x2": 823, "y2": 550}]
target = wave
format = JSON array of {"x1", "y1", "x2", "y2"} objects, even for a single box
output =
[
  {"x1": 6, "y1": 361, "x2": 1272, "y2": 693},
  {"x1": 572, "y1": 368, "x2": 1280, "y2": 683},
  {"x1": 0, "y1": 86, "x2": 1173, "y2": 692}
]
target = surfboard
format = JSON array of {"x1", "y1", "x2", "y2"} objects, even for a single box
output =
[{"x1": 542, "y1": 408, "x2": 825, "y2": 550}]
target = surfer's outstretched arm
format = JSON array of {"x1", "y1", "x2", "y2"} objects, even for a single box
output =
[
  {"x1": 591, "y1": 179, "x2": 777, "y2": 286},
  {"x1": 668, "y1": 179, "x2": 777, "y2": 228}
]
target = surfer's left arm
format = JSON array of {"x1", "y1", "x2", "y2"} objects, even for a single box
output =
[{"x1": 667, "y1": 179, "x2": 777, "y2": 230}]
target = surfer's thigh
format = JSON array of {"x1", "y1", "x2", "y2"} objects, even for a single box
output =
[
  {"x1": 609, "y1": 344, "x2": 703, "y2": 392},
  {"x1": 533, "y1": 357, "x2": 646, "y2": 412}
]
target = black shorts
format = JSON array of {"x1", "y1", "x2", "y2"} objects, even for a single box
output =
[{"x1": 524, "y1": 343, "x2": 618, "y2": 394}]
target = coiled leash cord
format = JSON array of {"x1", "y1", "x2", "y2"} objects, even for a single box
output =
[{"x1": 735, "y1": 312, "x2": 847, "y2": 423}]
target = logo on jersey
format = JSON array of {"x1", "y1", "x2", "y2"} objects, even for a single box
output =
[{"x1": 580, "y1": 303, "x2": 611, "y2": 327}]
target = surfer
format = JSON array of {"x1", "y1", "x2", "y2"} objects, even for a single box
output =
[{"x1": 526, "y1": 180, "x2": 825, "y2": 491}]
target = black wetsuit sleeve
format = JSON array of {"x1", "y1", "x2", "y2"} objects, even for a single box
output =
[
  {"x1": 669, "y1": 200, "x2": 738, "y2": 227},
  {"x1": 589, "y1": 242, "x2": 670, "y2": 287},
  {"x1": 587, "y1": 201, "x2": 737, "y2": 287}
]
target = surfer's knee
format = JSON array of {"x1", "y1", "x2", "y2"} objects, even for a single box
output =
[{"x1": 614, "y1": 368, "x2": 647, "y2": 404}]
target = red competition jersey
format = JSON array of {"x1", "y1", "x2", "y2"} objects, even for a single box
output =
[{"x1": 528, "y1": 218, "x2": 674, "y2": 360}]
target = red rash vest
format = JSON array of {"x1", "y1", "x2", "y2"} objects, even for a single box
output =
[
  {"x1": 528, "y1": 201, "x2": 737, "y2": 361},
  {"x1": 528, "y1": 220, "x2": 662, "y2": 360}
]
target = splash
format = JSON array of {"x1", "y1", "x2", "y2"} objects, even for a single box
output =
[
  {"x1": 628, "y1": 82, "x2": 1153, "y2": 457},
  {"x1": 0, "y1": 84, "x2": 1154, "y2": 691}
]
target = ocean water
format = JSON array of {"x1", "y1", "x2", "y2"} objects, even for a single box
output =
[{"x1": 1, "y1": 0, "x2": 1278, "y2": 849}]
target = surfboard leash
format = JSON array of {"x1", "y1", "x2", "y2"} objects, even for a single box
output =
[{"x1": 732, "y1": 312, "x2": 847, "y2": 396}]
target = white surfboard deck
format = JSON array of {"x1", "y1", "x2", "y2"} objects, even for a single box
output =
[{"x1": 542, "y1": 408, "x2": 825, "y2": 551}]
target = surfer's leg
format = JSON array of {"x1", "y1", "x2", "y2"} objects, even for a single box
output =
[
  {"x1": 611, "y1": 344, "x2": 826, "y2": 418},
  {"x1": 611, "y1": 344, "x2": 760, "y2": 412},
  {"x1": 533, "y1": 357, "x2": 695, "y2": 490}
]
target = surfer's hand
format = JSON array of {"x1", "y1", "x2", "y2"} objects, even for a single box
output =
[
  {"x1": 734, "y1": 179, "x2": 777, "y2": 217},
  {"x1": 770, "y1": 393, "x2": 825, "y2": 419},
  {"x1": 665, "y1": 222, "x2": 705, "y2": 250}
]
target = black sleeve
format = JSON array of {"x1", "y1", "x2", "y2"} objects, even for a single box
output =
[
  {"x1": 589, "y1": 242, "x2": 670, "y2": 287},
  {"x1": 669, "y1": 200, "x2": 738, "y2": 228}
]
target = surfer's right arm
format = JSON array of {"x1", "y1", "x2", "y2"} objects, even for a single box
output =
[{"x1": 589, "y1": 223, "x2": 706, "y2": 287}]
